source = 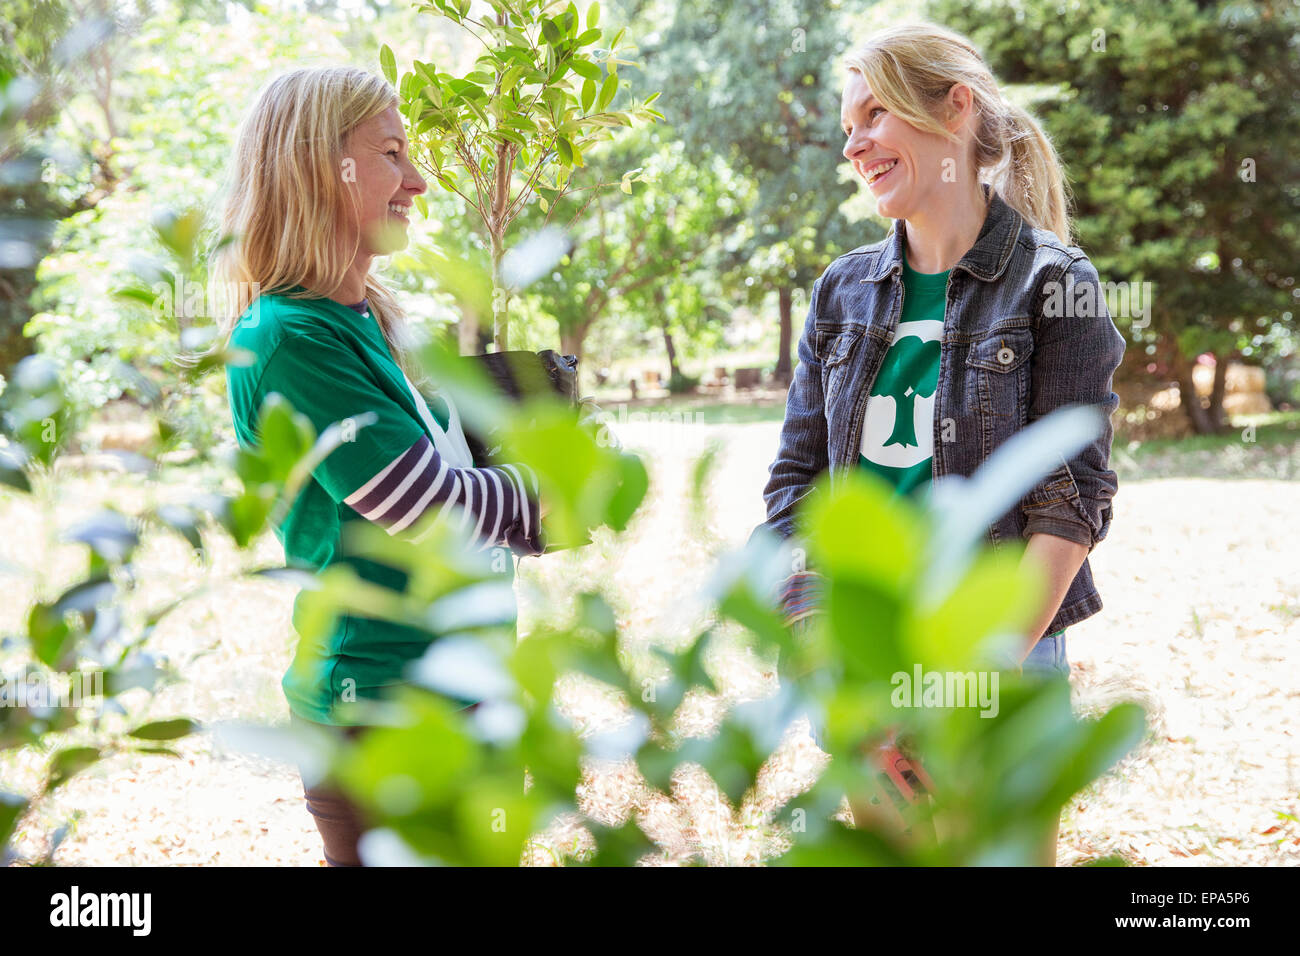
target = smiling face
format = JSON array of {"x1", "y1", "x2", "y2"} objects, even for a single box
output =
[
  {"x1": 339, "y1": 105, "x2": 426, "y2": 258},
  {"x1": 840, "y1": 71, "x2": 972, "y2": 222}
]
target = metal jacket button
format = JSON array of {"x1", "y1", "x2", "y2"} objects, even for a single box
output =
[{"x1": 996, "y1": 346, "x2": 1015, "y2": 366}]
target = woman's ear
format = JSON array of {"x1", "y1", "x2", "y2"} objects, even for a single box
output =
[{"x1": 944, "y1": 83, "x2": 975, "y2": 134}]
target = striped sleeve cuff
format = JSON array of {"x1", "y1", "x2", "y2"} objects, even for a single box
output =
[
  {"x1": 779, "y1": 570, "x2": 824, "y2": 627},
  {"x1": 498, "y1": 463, "x2": 544, "y2": 556},
  {"x1": 344, "y1": 435, "x2": 543, "y2": 554}
]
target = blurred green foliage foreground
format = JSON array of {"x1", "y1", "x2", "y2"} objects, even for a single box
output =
[
  {"x1": 241, "y1": 364, "x2": 1147, "y2": 865},
  {"x1": 0, "y1": 295, "x2": 1147, "y2": 865},
  {"x1": 225, "y1": 359, "x2": 1145, "y2": 867},
  {"x1": 0, "y1": 172, "x2": 1146, "y2": 872}
]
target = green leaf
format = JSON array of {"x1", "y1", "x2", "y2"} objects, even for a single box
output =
[
  {"x1": 63, "y1": 508, "x2": 140, "y2": 563},
  {"x1": 415, "y1": 60, "x2": 439, "y2": 87},
  {"x1": 827, "y1": 577, "x2": 907, "y2": 683},
  {"x1": 499, "y1": 402, "x2": 626, "y2": 547},
  {"x1": 380, "y1": 44, "x2": 397, "y2": 85},
  {"x1": 45, "y1": 747, "x2": 101, "y2": 793},
  {"x1": 1046, "y1": 702, "x2": 1147, "y2": 809},
  {"x1": 227, "y1": 488, "x2": 274, "y2": 548},
  {"x1": 128, "y1": 718, "x2": 199, "y2": 741},
  {"x1": 29, "y1": 602, "x2": 74, "y2": 668},
  {"x1": 570, "y1": 58, "x2": 600, "y2": 82},
  {"x1": 587, "y1": 1, "x2": 600, "y2": 30},
  {"x1": 500, "y1": 64, "x2": 525, "y2": 93},
  {"x1": 0, "y1": 792, "x2": 28, "y2": 850},
  {"x1": 151, "y1": 207, "x2": 204, "y2": 264},
  {"x1": 464, "y1": 96, "x2": 489, "y2": 126},
  {"x1": 455, "y1": 773, "x2": 539, "y2": 866},
  {"x1": 803, "y1": 471, "x2": 924, "y2": 593},
  {"x1": 605, "y1": 453, "x2": 648, "y2": 531},
  {"x1": 597, "y1": 73, "x2": 618, "y2": 111},
  {"x1": 907, "y1": 549, "x2": 1042, "y2": 671},
  {"x1": 256, "y1": 393, "x2": 314, "y2": 485},
  {"x1": 555, "y1": 136, "x2": 573, "y2": 164},
  {"x1": 278, "y1": 411, "x2": 379, "y2": 520},
  {"x1": 541, "y1": 85, "x2": 568, "y2": 116},
  {"x1": 581, "y1": 77, "x2": 596, "y2": 113},
  {"x1": 134, "y1": 746, "x2": 181, "y2": 757},
  {"x1": 0, "y1": 445, "x2": 30, "y2": 493},
  {"x1": 336, "y1": 689, "x2": 480, "y2": 816},
  {"x1": 51, "y1": 575, "x2": 114, "y2": 617},
  {"x1": 509, "y1": 632, "x2": 564, "y2": 711},
  {"x1": 110, "y1": 285, "x2": 163, "y2": 311},
  {"x1": 499, "y1": 25, "x2": 532, "y2": 48},
  {"x1": 541, "y1": 18, "x2": 562, "y2": 45}
]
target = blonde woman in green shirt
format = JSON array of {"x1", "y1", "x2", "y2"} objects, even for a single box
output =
[{"x1": 213, "y1": 67, "x2": 544, "y2": 866}]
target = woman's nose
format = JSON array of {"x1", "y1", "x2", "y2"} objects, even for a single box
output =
[
  {"x1": 403, "y1": 158, "x2": 427, "y2": 195},
  {"x1": 843, "y1": 133, "x2": 871, "y2": 163}
]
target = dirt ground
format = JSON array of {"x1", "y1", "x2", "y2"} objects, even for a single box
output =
[{"x1": 3, "y1": 416, "x2": 1298, "y2": 866}]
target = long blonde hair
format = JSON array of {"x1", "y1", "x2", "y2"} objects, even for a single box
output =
[
  {"x1": 844, "y1": 22, "x2": 1072, "y2": 244},
  {"x1": 209, "y1": 66, "x2": 425, "y2": 383}
]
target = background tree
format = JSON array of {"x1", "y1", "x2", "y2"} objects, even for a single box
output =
[
  {"x1": 930, "y1": 0, "x2": 1300, "y2": 434},
  {"x1": 0, "y1": 0, "x2": 122, "y2": 374},
  {"x1": 524, "y1": 128, "x2": 742, "y2": 373},
  {"x1": 627, "y1": 0, "x2": 881, "y2": 384},
  {"x1": 621, "y1": 240, "x2": 734, "y2": 389},
  {"x1": 24, "y1": 2, "x2": 367, "y2": 446}
]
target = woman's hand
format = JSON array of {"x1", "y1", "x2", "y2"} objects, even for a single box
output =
[{"x1": 780, "y1": 569, "x2": 824, "y2": 643}]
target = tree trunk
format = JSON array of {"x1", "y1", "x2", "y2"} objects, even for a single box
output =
[
  {"x1": 656, "y1": 288, "x2": 680, "y2": 379},
  {"x1": 458, "y1": 311, "x2": 480, "y2": 356},
  {"x1": 490, "y1": 237, "x2": 508, "y2": 352},
  {"x1": 1, "y1": 285, "x2": 37, "y2": 375},
  {"x1": 662, "y1": 325, "x2": 680, "y2": 380},
  {"x1": 1169, "y1": 348, "x2": 1216, "y2": 435},
  {"x1": 1208, "y1": 351, "x2": 1231, "y2": 432},
  {"x1": 560, "y1": 327, "x2": 585, "y2": 364},
  {"x1": 775, "y1": 285, "x2": 794, "y2": 386}
]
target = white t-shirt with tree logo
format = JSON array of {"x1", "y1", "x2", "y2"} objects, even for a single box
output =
[{"x1": 858, "y1": 261, "x2": 949, "y2": 498}]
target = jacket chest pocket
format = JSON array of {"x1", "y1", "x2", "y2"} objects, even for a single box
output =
[
  {"x1": 815, "y1": 326, "x2": 865, "y2": 368},
  {"x1": 965, "y1": 327, "x2": 1033, "y2": 421},
  {"x1": 815, "y1": 325, "x2": 868, "y2": 417}
]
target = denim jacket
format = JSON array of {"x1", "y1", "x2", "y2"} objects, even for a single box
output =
[{"x1": 761, "y1": 186, "x2": 1126, "y2": 635}]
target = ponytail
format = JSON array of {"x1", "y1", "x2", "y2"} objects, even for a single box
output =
[{"x1": 981, "y1": 100, "x2": 1072, "y2": 245}]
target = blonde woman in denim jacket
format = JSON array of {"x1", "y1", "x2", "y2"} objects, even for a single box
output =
[{"x1": 759, "y1": 23, "x2": 1125, "y2": 864}]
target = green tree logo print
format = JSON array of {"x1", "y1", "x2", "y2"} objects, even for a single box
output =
[{"x1": 870, "y1": 336, "x2": 941, "y2": 448}]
